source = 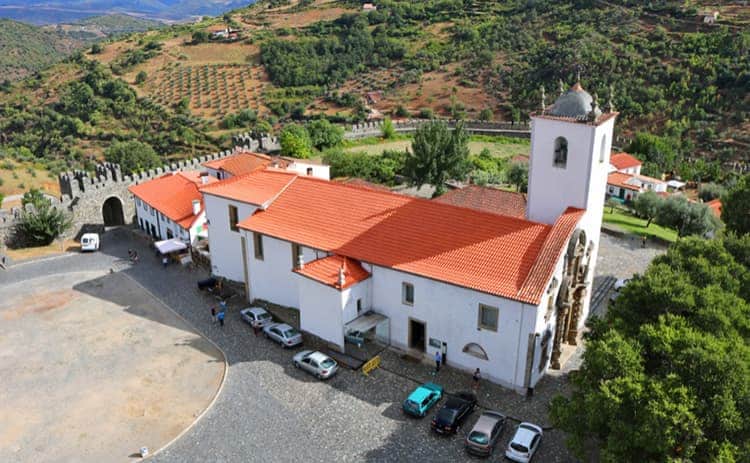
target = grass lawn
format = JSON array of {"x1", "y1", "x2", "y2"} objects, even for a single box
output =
[
  {"x1": 344, "y1": 136, "x2": 529, "y2": 159},
  {"x1": 5, "y1": 239, "x2": 80, "y2": 262},
  {"x1": 603, "y1": 208, "x2": 678, "y2": 243}
]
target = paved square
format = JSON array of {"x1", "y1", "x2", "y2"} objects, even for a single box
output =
[{"x1": 0, "y1": 271, "x2": 225, "y2": 462}]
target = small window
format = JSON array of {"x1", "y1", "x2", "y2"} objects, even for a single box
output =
[
  {"x1": 402, "y1": 282, "x2": 414, "y2": 305},
  {"x1": 599, "y1": 135, "x2": 607, "y2": 163},
  {"x1": 291, "y1": 243, "x2": 302, "y2": 267},
  {"x1": 166, "y1": 229, "x2": 173, "y2": 239},
  {"x1": 228, "y1": 205, "x2": 239, "y2": 232},
  {"x1": 478, "y1": 304, "x2": 499, "y2": 331},
  {"x1": 253, "y1": 232, "x2": 264, "y2": 260},
  {"x1": 553, "y1": 137, "x2": 568, "y2": 168},
  {"x1": 306, "y1": 167, "x2": 313, "y2": 176},
  {"x1": 150, "y1": 206, "x2": 155, "y2": 216}
]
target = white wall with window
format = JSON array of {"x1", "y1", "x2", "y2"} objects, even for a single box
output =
[{"x1": 203, "y1": 193, "x2": 259, "y2": 281}]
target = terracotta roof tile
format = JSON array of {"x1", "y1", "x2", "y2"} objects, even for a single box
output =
[
  {"x1": 517, "y1": 208, "x2": 585, "y2": 303},
  {"x1": 239, "y1": 178, "x2": 562, "y2": 303},
  {"x1": 433, "y1": 186, "x2": 527, "y2": 219},
  {"x1": 202, "y1": 152, "x2": 289, "y2": 177},
  {"x1": 607, "y1": 172, "x2": 641, "y2": 191},
  {"x1": 706, "y1": 199, "x2": 722, "y2": 217},
  {"x1": 610, "y1": 152, "x2": 642, "y2": 170},
  {"x1": 294, "y1": 255, "x2": 371, "y2": 290},
  {"x1": 200, "y1": 170, "x2": 297, "y2": 206},
  {"x1": 128, "y1": 172, "x2": 215, "y2": 229}
]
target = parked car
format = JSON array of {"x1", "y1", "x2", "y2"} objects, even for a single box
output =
[
  {"x1": 293, "y1": 350, "x2": 339, "y2": 379},
  {"x1": 80, "y1": 233, "x2": 100, "y2": 252},
  {"x1": 344, "y1": 329, "x2": 365, "y2": 348},
  {"x1": 240, "y1": 307, "x2": 273, "y2": 328},
  {"x1": 263, "y1": 323, "x2": 303, "y2": 348},
  {"x1": 465, "y1": 410, "x2": 506, "y2": 456},
  {"x1": 505, "y1": 422, "x2": 543, "y2": 463},
  {"x1": 431, "y1": 391, "x2": 477, "y2": 434},
  {"x1": 609, "y1": 278, "x2": 630, "y2": 302},
  {"x1": 403, "y1": 382, "x2": 443, "y2": 417}
]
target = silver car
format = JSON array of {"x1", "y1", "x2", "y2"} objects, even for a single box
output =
[
  {"x1": 263, "y1": 323, "x2": 303, "y2": 348},
  {"x1": 240, "y1": 307, "x2": 273, "y2": 328},
  {"x1": 505, "y1": 422, "x2": 543, "y2": 463},
  {"x1": 465, "y1": 410, "x2": 506, "y2": 456},
  {"x1": 293, "y1": 350, "x2": 339, "y2": 379}
]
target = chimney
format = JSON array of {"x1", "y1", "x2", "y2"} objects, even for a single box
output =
[
  {"x1": 297, "y1": 254, "x2": 305, "y2": 270},
  {"x1": 200, "y1": 172, "x2": 209, "y2": 184},
  {"x1": 192, "y1": 200, "x2": 201, "y2": 216},
  {"x1": 338, "y1": 266, "x2": 346, "y2": 287}
]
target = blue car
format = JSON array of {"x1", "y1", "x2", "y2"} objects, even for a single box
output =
[{"x1": 403, "y1": 382, "x2": 443, "y2": 417}]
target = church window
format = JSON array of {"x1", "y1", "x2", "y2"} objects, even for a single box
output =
[
  {"x1": 228, "y1": 205, "x2": 239, "y2": 232},
  {"x1": 478, "y1": 304, "x2": 499, "y2": 331},
  {"x1": 253, "y1": 233, "x2": 264, "y2": 260},
  {"x1": 462, "y1": 343, "x2": 489, "y2": 361},
  {"x1": 402, "y1": 282, "x2": 414, "y2": 305},
  {"x1": 553, "y1": 137, "x2": 568, "y2": 168}
]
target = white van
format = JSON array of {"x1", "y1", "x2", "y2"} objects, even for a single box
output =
[{"x1": 80, "y1": 233, "x2": 100, "y2": 252}]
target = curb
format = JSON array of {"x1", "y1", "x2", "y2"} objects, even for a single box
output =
[{"x1": 120, "y1": 273, "x2": 230, "y2": 462}]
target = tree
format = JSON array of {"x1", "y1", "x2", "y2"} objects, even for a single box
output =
[
  {"x1": 627, "y1": 133, "x2": 679, "y2": 177},
  {"x1": 656, "y1": 195, "x2": 720, "y2": 237},
  {"x1": 633, "y1": 191, "x2": 663, "y2": 227},
  {"x1": 478, "y1": 108, "x2": 493, "y2": 121},
  {"x1": 90, "y1": 43, "x2": 103, "y2": 54},
  {"x1": 405, "y1": 120, "x2": 470, "y2": 197},
  {"x1": 306, "y1": 119, "x2": 343, "y2": 151},
  {"x1": 104, "y1": 140, "x2": 161, "y2": 174},
  {"x1": 191, "y1": 31, "x2": 209, "y2": 44},
  {"x1": 551, "y1": 238, "x2": 750, "y2": 462},
  {"x1": 381, "y1": 117, "x2": 395, "y2": 139},
  {"x1": 15, "y1": 201, "x2": 71, "y2": 246},
  {"x1": 279, "y1": 124, "x2": 313, "y2": 159},
  {"x1": 722, "y1": 174, "x2": 750, "y2": 236},
  {"x1": 506, "y1": 162, "x2": 528, "y2": 192},
  {"x1": 135, "y1": 71, "x2": 148, "y2": 85},
  {"x1": 59, "y1": 82, "x2": 98, "y2": 121},
  {"x1": 698, "y1": 182, "x2": 726, "y2": 202},
  {"x1": 22, "y1": 188, "x2": 46, "y2": 208}
]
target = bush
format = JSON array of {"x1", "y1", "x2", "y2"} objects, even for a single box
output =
[
  {"x1": 14, "y1": 201, "x2": 71, "y2": 247},
  {"x1": 307, "y1": 119, "x2": 343, "y2": 151},
  {"x1": 279, "y1": 124, "x2": 313, "y2": 159},
  {"x1": 104, "y1": 140, "x2": 161, "y2": 174},
  {"x1": 90, "y1": 43, "x2": 103, "y2": 54},
  {"x1": 478, "y1": 108, "x2": 494, "y2": 121},
  {"x1": 698, "y1": 182, "x2": 726, "y2": 202},
  {"x1": 419, "y1": 108, "x2": 434, "y2": 119},
  {"x1": 381, "y1": 117, "x2": 395, "y2": 139},
  {"x1": 135, "y1": 71, "x2": 148, "y2": 85},
  {"x1": 394, "y1": 105, "x2": 410, "y2": 118}
]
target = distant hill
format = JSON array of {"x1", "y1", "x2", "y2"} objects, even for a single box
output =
[
  {"x1": 0, "y1": 1, "x2": 254, "y2": 24},
  {"x1": 0, "y1": 15, "x2": 162, "y2": 81}
]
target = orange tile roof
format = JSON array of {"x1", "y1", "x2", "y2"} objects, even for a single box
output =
[
  {"x1": 517, "y1": 208, "x2": 585, "y2": 303},
  {"x1": 202, "y1": 152, "x2": 288, "y2": 177},
  {"x1": 706, "y1": 199, "x2": 722, "y2": 217},
  {"x1": 239, "y1": 178, "x2": 580, "y2": 303},
  {"x1": 128, "y1": 172, "x2": 216, "y2": 229},
  {"x1": 433, "y1": 186, "x2": 527, "y2": 219},
  {"x1": 607, "y1": 172, "x2": 640, "y2": 191},
  {"x1": 200, "y1": 170, "x2": 298, "y2": 206},
  {"x1": 610, "y1": 152, "x2": 642, "y2": 170},
  {"x1": 294, "y1": 255, "x2": 371, "y2": 290}
]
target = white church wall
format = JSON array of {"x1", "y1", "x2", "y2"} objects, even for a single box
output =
[
  {"x1": 203, "y1": 193, "x2": 259, "y2": 282},
  {"x1": 370, "y1": 265, "x2": 538, "y2": 390},
  {"x1": 297, "y1": 275, "x2": 345, "y2": 350}
]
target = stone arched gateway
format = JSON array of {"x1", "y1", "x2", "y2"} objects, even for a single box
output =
[
  {"x1": 550, "y1": 228, "x2": 593, "y2": 369},
  {"x1": 102, "y1": 196, "x2": 125, "y2": 226}
]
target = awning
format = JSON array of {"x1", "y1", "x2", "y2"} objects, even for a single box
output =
[
  {"x1": 154, "y1": 238, "x2": 188, "y2": 254},
  {"x1": 345, "y1": 312, "x2": 388, "y2": 333}
]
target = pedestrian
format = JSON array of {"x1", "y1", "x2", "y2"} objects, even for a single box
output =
[
  {"x1": 642, "y1": 235, "x2": 647, "y2": 248},
  {"x1": 252, "y1": 323, "x2": 259, "y2": 336},
  {"x1": 162, "y1": 255, "x2": 168, "y2": 268},
  {"x1": 217, "y1": 310, "x2": 225, "y2": 327},
  {"x1": 434, "y1": 350, "x2": 442, "y2": 373},
  {"x1": 127, "y1": 248, "x2": 133, "y2": 259},
  {"x1": 132, "y1": 250, "x2": 139, "y2": 263},
  {"x1": 210, "y1": 306, "x2": 216, "y2": 322},
  {"x1": 472, "y1": 368, "x2": 481, "y2": 392}
]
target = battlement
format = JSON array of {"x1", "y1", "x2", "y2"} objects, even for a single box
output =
[{"x1": 343, "y1": 118, "x2": 531, "y2": 139}]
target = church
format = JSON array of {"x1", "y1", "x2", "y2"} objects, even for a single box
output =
[{"x1": 201, "y1": 81, "x2": 616, "y2": 392}]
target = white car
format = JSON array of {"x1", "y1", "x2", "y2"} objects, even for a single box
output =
[
  {"x1": 263, "y1": 323, "x2": 303, "y2": 348},
  {"x1": 80, "y1": 233, "x2": 100, "y2": 252},
  {"x1": 505, "y1": 422, "x2": 543, "y2": 463},
  {"x1": 614, "y1": 278, "x2": 630, "y2": 291},
  {"x1": 293, "y1": 350, "x2": 339, "y2": 379},
  {"x1": 240, "y1": 307, "x2": 273, "y2": 328}
]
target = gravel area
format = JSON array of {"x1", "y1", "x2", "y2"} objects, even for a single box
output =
[{"x1": 0, "y1": 227, "x2": 666, "y2": 462}]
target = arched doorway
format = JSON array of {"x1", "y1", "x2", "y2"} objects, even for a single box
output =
[{"x1": 102, "y1": 197, "x2": 125, "y2": 226}]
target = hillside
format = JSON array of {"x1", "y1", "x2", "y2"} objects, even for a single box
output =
[
  {"x1": 0, "y1": 19, "x2": 82, "y2": 81},
  {"x1": 0, "y1": 0, "x2": 747, "y2": 193}
]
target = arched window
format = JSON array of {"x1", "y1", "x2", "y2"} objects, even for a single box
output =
[
  {"x1": 553, "y1": 137, "x2": 568, "y2": 168},
  {"x1": 462, "y1": 343, "x2": 489, "y2": 361},
  {"x1": 599, "y1": 135, "x2": 607, "y2": 163}
]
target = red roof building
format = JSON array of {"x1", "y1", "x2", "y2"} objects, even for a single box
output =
[
  {"x1": 609, "y1": 152, "x2": 642, "y2": 175},
  {"x1": 203, "y1": 151, "x2": 288, "y2": 178}
]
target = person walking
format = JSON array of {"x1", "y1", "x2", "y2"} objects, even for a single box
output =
[
  {"x1": 252, "y1": 323, "x2": 260, "y2": 336},
  {"x1": 642, "y1": 235, "x2": 647, "y2": 248},
  {"x1": 472, "y1": 368, "x2": 482, "y2": 392},
  {"x1": 162, "y1": 255, "x2": 169, "y2": 268},
  {"x1": 217, "y1": 310, "x2": 225, "y2": 327},
  {"x1": 210, "y1": 306, "x2": 217, "y2": 323},
  {"x1": 434, "y1": 350, "x2": 442, "y2": 374}
]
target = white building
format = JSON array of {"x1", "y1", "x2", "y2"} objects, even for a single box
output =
[
  {"x1": 129, "y1": 171, "x2": 215, "y2": 244},
  {"x1": 202, "y1": 150, "x2": 330, "y2": 181},
  {"x1": 606, "y1": 152, "x2": 667, "y2": 201},
  {"x1": 204, "y1": 81, "x2": 617, "y2": 392},
  {"x1": 608, "y1": 152, "x2": 642, "y2": 175}
]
